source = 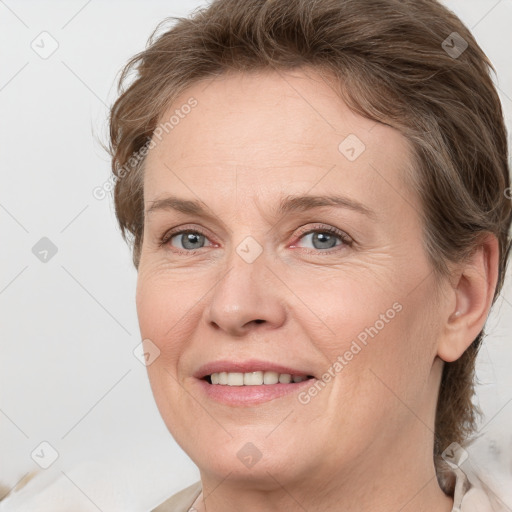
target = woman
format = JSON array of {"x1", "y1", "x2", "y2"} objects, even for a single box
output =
[{"x1": 108, "y1": 0, "x2": 511, "y2": 510}]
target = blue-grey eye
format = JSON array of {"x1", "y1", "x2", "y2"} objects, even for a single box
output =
[
  {"x1": 170, "y1": 232, "x2": 207, "y2": 250},
  {"x1": 299, "y1": 231, "x2": 341, "y2": 250}
]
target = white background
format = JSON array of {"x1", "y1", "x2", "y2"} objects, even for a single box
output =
[{"x1": 1, "y1": 1, "x2": 511, "y2": 510}]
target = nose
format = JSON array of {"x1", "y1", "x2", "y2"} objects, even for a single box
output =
[{"x1": 205, "y1": 252, "x2": 287, "y2": 337}]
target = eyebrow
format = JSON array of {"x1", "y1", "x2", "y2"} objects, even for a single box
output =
[
  {"x1": 145, "y1": 193, "x2": 377, "y2": 220},
  {"x1": 276, "y1": 194, "x2": 376, "y2": 220}
]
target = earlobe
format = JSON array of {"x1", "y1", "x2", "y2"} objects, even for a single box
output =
[{"x1": 437, "y1": 233, "x2": 499, "y2": 363}]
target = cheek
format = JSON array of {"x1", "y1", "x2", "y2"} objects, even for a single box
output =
[
  {"x1": 135, "y1": 272, "x2": 198, "y2": 433},
  {"x1": 287, "y1": 269, "x2": 401, "y2": 355},
  {"x1": 289, "y1": 267, "x2": 434, "y2": 401},
  {"x1": 135, "y1": 269, "x2": 204, "y2": 364}
]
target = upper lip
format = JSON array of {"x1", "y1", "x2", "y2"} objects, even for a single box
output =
[{"x1": 194, "y1": 359, "x2": 315, "y2": 379}]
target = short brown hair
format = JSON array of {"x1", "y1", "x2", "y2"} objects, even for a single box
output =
[{"x1": 108, "y1": 0, "x2": 511, "y2": 491}]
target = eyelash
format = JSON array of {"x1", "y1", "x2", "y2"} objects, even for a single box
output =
[
  {"x1": 159, "y1": 223, "x2": 353, "y2": 254},
  {"x1": 293, "y1": 225, "x2": 353, "y2": 251},
  {"x1": 159, "y1": 226, "x2": 213, "y2": 254}
]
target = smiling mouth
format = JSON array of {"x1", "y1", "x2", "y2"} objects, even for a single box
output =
[{"x1": 203, "y1": 371, "x2": 315, "y2": 386}]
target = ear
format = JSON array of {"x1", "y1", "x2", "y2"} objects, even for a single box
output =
[{"x1": 437, "y1": 233, "x2": 500, "y2": 363}]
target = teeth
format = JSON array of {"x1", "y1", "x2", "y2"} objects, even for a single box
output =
[
  {"x1": 227, "y1": 372, "x2": 244, "y2": 386},
  {"x1": 208, "y1": 371, "x2": 310, "y2": 386},
  {"x1": 244, "y1": 371, "x2": 263, "y2": 385},
  {"x1": 263, "y1": 371, "x2": 279, "y2": 384}
]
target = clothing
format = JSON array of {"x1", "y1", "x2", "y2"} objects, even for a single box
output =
[
  {"x1": 151, "y1": 467, "x2": 500, "y2": 511},
  {"x1": 151, "y1": 481, "x2": 201, "y2": 512}
]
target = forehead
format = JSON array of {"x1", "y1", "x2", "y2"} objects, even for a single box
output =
[{"x1": 143, "y1": 68, "x2": 415, "y2": 216}]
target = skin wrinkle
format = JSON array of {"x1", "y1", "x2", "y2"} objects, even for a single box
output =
[{"x1": 134, "y1": 69, "x2": 496, "y2": 512}]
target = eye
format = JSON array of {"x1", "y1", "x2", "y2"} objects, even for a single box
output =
[
  {"x1": 159, "y1": 224, "x2": 352, "y2": 254},
  {"x1": 162, "y1": 229, "x2": 213, "y2": 251},
  {"x1": 292, "y1": 225, "x2": 352, "y2": 251}
]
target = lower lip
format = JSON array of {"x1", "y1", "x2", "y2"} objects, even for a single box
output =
[{"x1": 196, "y1": 378, "x2": 317, "y2": 406}]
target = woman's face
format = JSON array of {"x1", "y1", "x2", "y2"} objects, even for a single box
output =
[{"x1": 136, "y1": 68, "x2": 448, "y2": 487}]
